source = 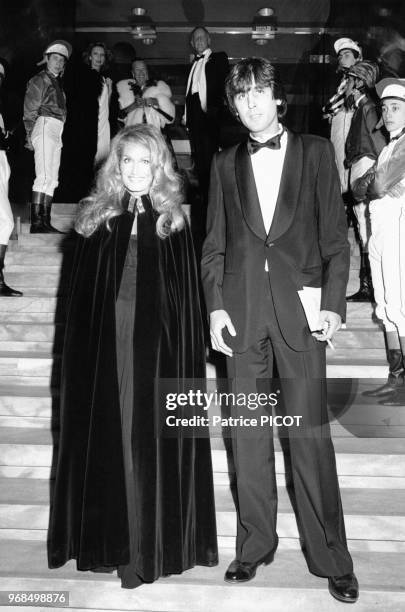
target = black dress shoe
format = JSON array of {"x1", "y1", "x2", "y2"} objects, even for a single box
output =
[
  {"x1": 328, "y1": 573, "x2": 359, "y2": 603},
  {"x1": 363, "y1": 380, "x2": 401, "y2": 398},
  {"x1": 379, "y1": 388, "x2": 405, "y2": 406},
  {"x1": 346, "y1": 286, "x2": 374, "y2": 302},
  {"x1": 224, "y1": 559, "x2": 259, "y2": 583},
  {"x1": 224, "y1": 549, "x2": 276, "y2": 584}
]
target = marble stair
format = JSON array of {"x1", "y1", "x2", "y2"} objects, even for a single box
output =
[{"x1": 0, "y1": 206, "x2": 404, "y2": 611}]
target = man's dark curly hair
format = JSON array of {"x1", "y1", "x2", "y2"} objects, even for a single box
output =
[{"x1": 225, "y1": 57, "x2": 287, "y2": 120}]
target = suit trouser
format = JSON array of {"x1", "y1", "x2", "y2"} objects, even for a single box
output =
[
  {"x1": 187, "y1": 93, "x2": 219, "y2": 203},
  {"x1": 226, "y1": 277, "x2": 353, "y2": 577},
  {"x1": 0, "y1": 151, "x2": 14, "y2": 245},
  {"x1": 349, "y1": 156, "x2": 374, "y2": 248},
  {"x1": 31, "y1": 116, "x2": 64, "y2": 197},
  {"x1": 369, "y1": 199, "x2": 405, "y2": 335},
  {"x1": 330, "y1": 108, "x2": 353, "y2": 194}
]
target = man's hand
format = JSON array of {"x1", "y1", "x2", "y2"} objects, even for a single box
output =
[
  {"x1": 312, "y1": 310, "x2": 341, "y2": 343},
  {"x1": 144, "y1": 96, "x2": 158, "y2": 108},
  {"x1": 24, "y1": 137, "x2": 33, "y2": 151},
  {"x1": 210, "y1": 309, "x2": 236, "y2": 357}
]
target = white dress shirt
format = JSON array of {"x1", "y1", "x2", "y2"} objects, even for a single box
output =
[
  {"x1": 249, "y1": 127, "x2": 287, "y2": 271},
  {"x1": 250, "y1": 127, "x2": 287, "y2": 233},
  {"x1": 185, "y1": 48, "x2": 211, "y2": 112}
]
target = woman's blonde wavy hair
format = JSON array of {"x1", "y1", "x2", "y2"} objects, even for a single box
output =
[{"x1": 75, "y1": 124, "x2": 185, "y2": 239}]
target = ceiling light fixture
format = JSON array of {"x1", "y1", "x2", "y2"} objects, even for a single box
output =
[
  {"x1": 129, "y1": 7, "x2": 156, "y2": 45},
  {"x1": 252, "y1": 7, "x2": 277, "y2": 45}
]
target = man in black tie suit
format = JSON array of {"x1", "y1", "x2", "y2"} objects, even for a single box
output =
[
  {"x1": 185, "y1": 27, "x2": 229, "y2": 232},
  {"x1": 201, "y1": 58, "x2": 359, "y2": 603}
]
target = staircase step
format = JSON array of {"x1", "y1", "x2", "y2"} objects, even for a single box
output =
[
  {"x1": 0, "y1": 481, "x2": 403, "y2": 543},
  {"x1": 2, "y1": 477, "x2": 403, "y2": 517},
  {"x1": 3, "y1": 417, "x2": 401, "y2": 438},
  {"x1": 52, "y1": 203, "x2": 79, "y2": 214},
  {"x1": 2, "y1": 383, "x2": 404, "y2": 438},
  {"x1": 21, "y1": 219, "x2": 73, "y2": 233},
  {"x1": 0, "y1": 353, "x2": 390, "y2": 386},
  {"x1": 6, "y1": 264, "x2": 63, "y2": 273},
  {"x1": 333, "y1": 328, "x2": 384, "y2": 348},
  {"x1": 4, "y1": 272, "x2": 65, "y2": 287},
  {"x1": 346, "y1": 302, "x2": 374, "y2": 318},
  {"x1": 6, "y1": 251, "x2": 64, "y2": 266},
  {"x1": 1, "y1": 427, "x2": 404, "y2": 471},
  {"x1": 0, "y1": 323, "x2": 384, "y2": 349},
  {"x1": 0, "y1": 353, "x2": 60, "y2": 382},
  {"x1": 0, "y1": 286, "x2": 65, "y2": 298},
  {"x1": 0, "y1": 322, "x2": 62, "y2": 341},
  {"x1": 326, "y1": 348, "x2": 386, "y2": 364},
  {"x1": 17, "y1": 233, "x2": 69, "y2": 246},
  {"x1": 1, "y1": 546, "x2": 404, "y2": 612},
  {"x1": 7, "y1": 242, "x2": 69, "y2": 253},
  {"x1": 0, "y1": 297, "x2": 62, "y2": 323},
  {"x1": 0, "y1": 309, "x2": 376, "y2": 327}
]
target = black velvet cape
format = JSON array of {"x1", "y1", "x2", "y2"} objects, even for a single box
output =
[{"x1": 48, "y1": 197, "x2": 218, "y2": 581}]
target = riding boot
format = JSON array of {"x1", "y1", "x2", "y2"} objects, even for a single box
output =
[
  {"x1": 363, "y1": 349, "x2": 404, "y2": 397},
  {"x1": 43, "y1": 195, "x2": 63, "y2": 234},
  {"x1": 30, "y1": 191, "x2": 48, "y2": 233},
  {"x1": 346, "y1": 251, "x2": 374, "y2": 302},
  {"x1": 380, "y1": 337, "x2": 405, "y2": 406},
  {"x1": 0, "y1": 244, "x2": 23, "y2": 297}
]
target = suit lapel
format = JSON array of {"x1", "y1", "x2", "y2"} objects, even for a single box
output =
[
  {"x1": 235, "y1": 143, "x2": 267, "y2": 240},
  {"x1": 268, "y1": 131, "x2": 303, "y2": 241}
]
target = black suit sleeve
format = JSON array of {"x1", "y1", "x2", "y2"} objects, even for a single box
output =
[
  {"x1": 201, "y1": 152, "x2": 226, "y2": 314},
  {"x1": 317, "y1": 140, "x2": 350, "y2": 319},
  {"x1": 206, "y1": 52, "x2": 229, "y2": 118}
]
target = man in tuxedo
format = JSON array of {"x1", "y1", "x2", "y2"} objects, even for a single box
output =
[
  {"x1": 185, "y1": 26, "x2": 229, "y2": 232},
  {"x1": 201, "y1": 58, "x2": 358, "y2": 603}
]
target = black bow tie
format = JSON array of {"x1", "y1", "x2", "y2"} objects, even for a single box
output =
[
  {"x1": 194, "y1": 54, "x2": 204, "y2": 62},
  {"x1": 390, "y1": 127, "x2": 405, "y2": 142},
  {"x1": 247, "y1": 131, "x2": 283, "y2": 155}
]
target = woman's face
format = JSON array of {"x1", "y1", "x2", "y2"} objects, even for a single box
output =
[
  {"x1": 119, "y1": 142, "x2": 153, "y2": 195},
  {"x1": 90, "y1": 45, "x2": 106, "y2": 71}
]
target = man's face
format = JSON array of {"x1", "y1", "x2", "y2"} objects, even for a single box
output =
[
  {"x1": 191, "y1": 28, "x2": 210, "y2": 55},
  {"x1": 46, "y1": 53, "x2": 66, "y2": 76},
  {"x1": 338, "y1": 49, "x2": 357, "y2": 70},
  {"x1": 233, "y1": 77, "x2": 280, "y2": 138},
  {"x1": 381, "y1": 98, "x2": 405, "y2": 133},
  {"x1": 132, "y1": 61, "x2": 148, "y2": 87}
]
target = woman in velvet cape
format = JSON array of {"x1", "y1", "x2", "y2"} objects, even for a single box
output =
[{"x1": 48, "y1": 124, "x2": 218, "y2": 587}]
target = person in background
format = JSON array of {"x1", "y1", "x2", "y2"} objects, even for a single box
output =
[
  {"x1": 353, "y1": 78, "x2": 405, "y2": 405},
  {"x1": 23, "y1": 40, "x2": 72, "y2": 233},
  {"x1": 323, "y1": 37, "x2": 362, "y2": 195},
  {"x1": 0, "y1": 58, "x2": 22, "y2": 297},
  {"x1": 116, "y1": 59, "x2": 176, "y2": 162},
  {"x1": 344, "y1": 61, "x2": 387, "y2": 302},
  {"x1": 184, "y1": 26, "x2": 229, "y2": 233},
  {"x1": 117, "y1": 60, "x2": 175, "y2": 131},
  {"x1": 57, "y1": 42, "x2": 114, "y2": 202},
  {"x1": 83, "y1": 41, "x2": 113, "y2": 166},
  {"x1": 48, "y1": 124, "x2": 218, "y2": 588}
]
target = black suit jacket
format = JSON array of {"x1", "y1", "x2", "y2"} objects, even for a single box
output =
[
  {"x1": 201, "y1": 130, "x2": 350, "y2": 353},
  {"x1": 345, "y1": 95, "x2": 387, "y2": 167},
  {"x1": 186, "y1": 51, "x2": 229, "y2": 122}
]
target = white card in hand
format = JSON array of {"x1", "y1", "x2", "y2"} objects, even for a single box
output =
[{"x1": 297, "y1": 286, "x2": 322, "y2": 331}]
